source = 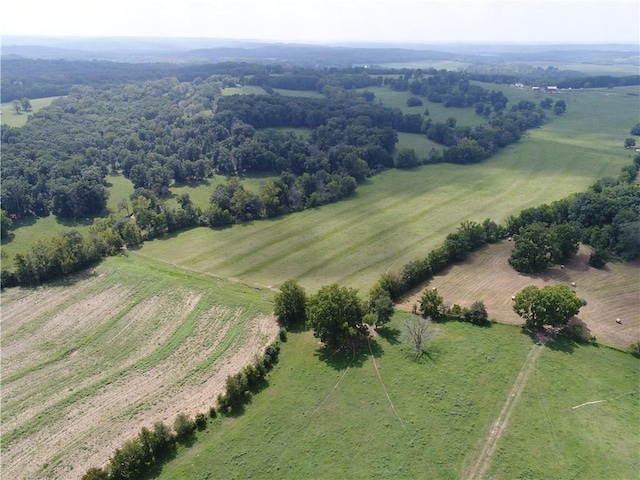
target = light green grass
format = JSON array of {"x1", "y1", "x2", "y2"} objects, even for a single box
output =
[
  {"x1": 156, "y1": 318, "x2": 639, "y2": 479},
  {"x1": 138, "y1": 84, "x2": 637, "y2": 292},
  {"x1": 166, "y1": 173, "x2": 280, "y2": 210},
  {"x1": 220, "y1": 85, "x2": 266, "y2": 96},
  {"x1": 273, "y1": 88, "x2": 325, "y2": 98},
  {"x1": 1, "y1": 175, "x2": 135, "y2": 270},
  {"x1": 488, "y1": 340, "x2": 640, "y2": 479},
  {"x1": 0, "y1": 97, "x2": 59, "y2": 127}
]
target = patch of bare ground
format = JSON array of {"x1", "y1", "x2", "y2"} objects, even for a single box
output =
[
  {"x1": 398, "y1": 242, "x2": 639, "y2": 349},
  {"x1": 1, "y1": 284, "x2": 278, "y2": 480}
]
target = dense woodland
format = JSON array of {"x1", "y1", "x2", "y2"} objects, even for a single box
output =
[{"x1": 1, "y1": 60, "x2": 638, "y2": 287}]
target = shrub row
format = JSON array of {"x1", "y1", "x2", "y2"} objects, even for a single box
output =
[{"x1": 81, "y1": 341, "x2": 280, "y2": 480}]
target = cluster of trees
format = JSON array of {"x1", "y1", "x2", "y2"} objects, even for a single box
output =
[
  {"x1": 513, "y1": 284, "x2": 587, "y2": 335},
  {"x1": 248, "y1": 71, "x2": 383, "y2": 92},
  {"x1": 423, "y1": 101, "x2": 547, "y2": 164},
  {"x1": 82, "y1": 339, "x2": 281, "y2": 479},
  {"x1": 371, "y1": 219, "x2": 503, "y2": 302},
  {"x1": 3, "y1": 230, "x2": 103, "y2": 287},
  {"x1": 505, "y1": 156, "x2": 640, "y2": 270},
  {"x1": 508, "y1": 223, "x2": 580, "y2": 273}
]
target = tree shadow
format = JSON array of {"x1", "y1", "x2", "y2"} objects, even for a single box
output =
[
  {"x1": 315, "y1": 337, "x2": 381, "y2": 370},
  {"x1": 54, "y1": 216, "x2": 94, "y2": 228},
  {"x1": 376, "y1": 326, "x2": 401, "y2": 345}
]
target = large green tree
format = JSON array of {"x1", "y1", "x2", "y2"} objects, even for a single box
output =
[
  {"x1": 508, "y1": 222, "x2": 560, "y2": 273},
  {"x1": 273, "y1": 279, "x2": 307, "y2": 328},
  {"x1": 513, "y1": 284, "x2": 586, "y2": 331},
  {"x1": 418, "y1": 288, "x2": 444, "y2": 321},
  {"x1": 306, "y1": 284, "x2": 365, "y2": 348}
]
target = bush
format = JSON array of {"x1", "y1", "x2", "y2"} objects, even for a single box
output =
[
  {"x1": 630, "y1": 341, "x2": 640, "y2": 358},
  {"x1": 209, "y1": 406, "x2": 217, "y2": 418},
  {"x1": 406, "y1": 96, "x2": 423, "y2": 107},
  {"x1": 279, "y1": 326, "x2": 287, "y2": 342},
  {"x1": 588, "y1": 248, "x2": 608, "y2": 268},
  {"x1": 173, "y1": 413, "x2": 195, "y2": 439},
  {"x1": 195, "y1": 412, "x2": 207, "y2": 430},
  {"x1": 464, "y1": 300, "x2": 489, "y2": 325}
]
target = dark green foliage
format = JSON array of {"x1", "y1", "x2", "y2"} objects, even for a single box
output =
[
  {"x1": 109, "y1": 438, "x2": 146, "y2": 480},
  {"x1": 624, "y1": 138, "x2": 636, "y2": 148},
  {"x1": 631, "y1": 123, "x2": 640, "y2": 136},
  {"x1": 13, "y1": 230, "x2": 101, "y2": 285},
  {"x1": 394, "y1": 148, "x2": 419, "y2": 168},
  {"x1": 464, "y1": 300, "x2": 489, "y2": 325},
  {"x1": 513, "y1": 285, "x2": 586, "y2": 331},
  {"x1": 508, "y1": 222, "x2": 561, "y2": 273},
  {"x1": 588, "y1": 248, "x2": 608, "y2": 268},
  {"x1": 173, "y1": 413, "x2": 196, "y2": 439},
  {"x1": 406, "y1": 96, "x2": 423, "y2": 107},
  {"x1": 369, "y1": 290, "x2": 395, "y2": 329},
  {"x1": 195, "y1": 413, "x2": 207, "y2": 430},
  {"x1": 273, "y1": 279, "x2": 307, "y2": 327},
  {"x1": 0, "y1": 210, "x2": 13, "y2": 239},
  {"x1": 81, "y1": 467, "x2": 109, "y2": 480},
  {"x1": 306, "y1": 284, "x2": 366, "y2": 348},
  {"x1": 630, "y1": 342, "x2": 640, "y2": 358},
  {"x1": 418, "y1": 288, "x2": 444, "y2": 321},
  {"x1": 209, "y1": 406, "x2": 217, "y2": 418}
]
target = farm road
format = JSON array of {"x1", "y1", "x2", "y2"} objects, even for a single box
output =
[{"x1": 464, "y1": 344, "x2": 542, "y2": 480}]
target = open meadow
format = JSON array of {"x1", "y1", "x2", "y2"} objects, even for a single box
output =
[
  {"x1": 154, "y1": 319, "x2": 639, "y2": 480},
  {"x1": 0, "y1": 255, "x2": 278, "y2": 479},
  {"x1": 0, "y1": 96, "x2": 59, "y2": 128}
]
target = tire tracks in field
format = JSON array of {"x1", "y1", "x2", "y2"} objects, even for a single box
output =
[{"x1": 464, "y1": 344, "x2": 542, "y2": 480}]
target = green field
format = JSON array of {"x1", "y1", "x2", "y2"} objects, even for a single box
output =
[
  {"x1": 155, "y1": 318, "x2": 639, "y2": 479},
  {"x1": 136, "y1": 86, "x2": 638, "y2": 292},
  {"x1": 0, "y1": 255, "x2": 278, "y2": 479},
  {"x1": 0, "y1": 96, "x2": 59, "y2": 127}
]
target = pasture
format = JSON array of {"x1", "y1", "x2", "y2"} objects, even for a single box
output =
[
  {"x1": 398, "y1": 242, "x2": 640, "y2": 350},
  {"x1": 0, "y1": 255, "x2": 278, "y2": 479},
  {"x1": 0, "y1": 96, "x2": 58, "y2": 128},
  {"x1": 137, "y1": 86, "x2": 638, "y2": 292},
  {"x1": 155, "y1": 318, "x2": 639, "y2": 479}
]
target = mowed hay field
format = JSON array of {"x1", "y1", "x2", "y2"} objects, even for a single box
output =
[
  {"x1": 138, "y1": 87, "x2": 638, "y2": 293},
  {"x1": 399, "y1": 242, "x2": 640, "y2": 350},
  {"x1": 0, "y1": 255, "x2": 278, "y2": 480},
  {"x1": 156, "y1": 319, "x2": 639, "y2": 480}
]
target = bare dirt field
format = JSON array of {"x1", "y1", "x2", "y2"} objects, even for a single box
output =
[
  {"x1": 0, "y1": 258, "x2": 278, "y2": 480},
  {"x1": 398, "y1": 242, "x2": 639, "y2": 350}
]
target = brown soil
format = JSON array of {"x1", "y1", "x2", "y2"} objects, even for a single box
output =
[
  {"x1": 1, "y1": 280, "x2": 278, "y2": 480},
  {"x1": 398, "y1": 242, "x2": 639, "y2": 349}
]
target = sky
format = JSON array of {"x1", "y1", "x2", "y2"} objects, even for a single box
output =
[{"x1": 2, "y1": 0, "x2": 639, "y2": 45}]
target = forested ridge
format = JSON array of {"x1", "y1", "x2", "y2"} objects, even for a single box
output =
[{"x1": 0, "y1": 63, "x2": 571, "y2": 286}]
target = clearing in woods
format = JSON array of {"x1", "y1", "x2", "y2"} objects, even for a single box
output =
[
  {"x1": 0, "y1": 254, "x2": 278, "y2": 480},
  {"x1": 398, "y1": 242, "x2": 640, "y2": 350}
]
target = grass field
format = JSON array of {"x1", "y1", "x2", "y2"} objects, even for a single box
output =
[
  {"x1": 155, "y1": 318, "x2": 639, "y2": 479},
  {"x1": 0, "y1": 96, "x2": 59, "y2": 127},
  {"x1": 0, "y1": 254, "x2": 278, "y2": 479},
  {"x1": 136, "y1": 86, "x2": 638, "y2": 293}
]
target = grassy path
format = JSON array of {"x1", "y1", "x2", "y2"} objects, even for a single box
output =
[{"x1": 464, "y1": 344, "x2": 542, "y2": 480}]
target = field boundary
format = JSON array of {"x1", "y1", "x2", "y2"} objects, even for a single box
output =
[{"x1": 464, "y1": 344, "x2": 542, "y2": 480}]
